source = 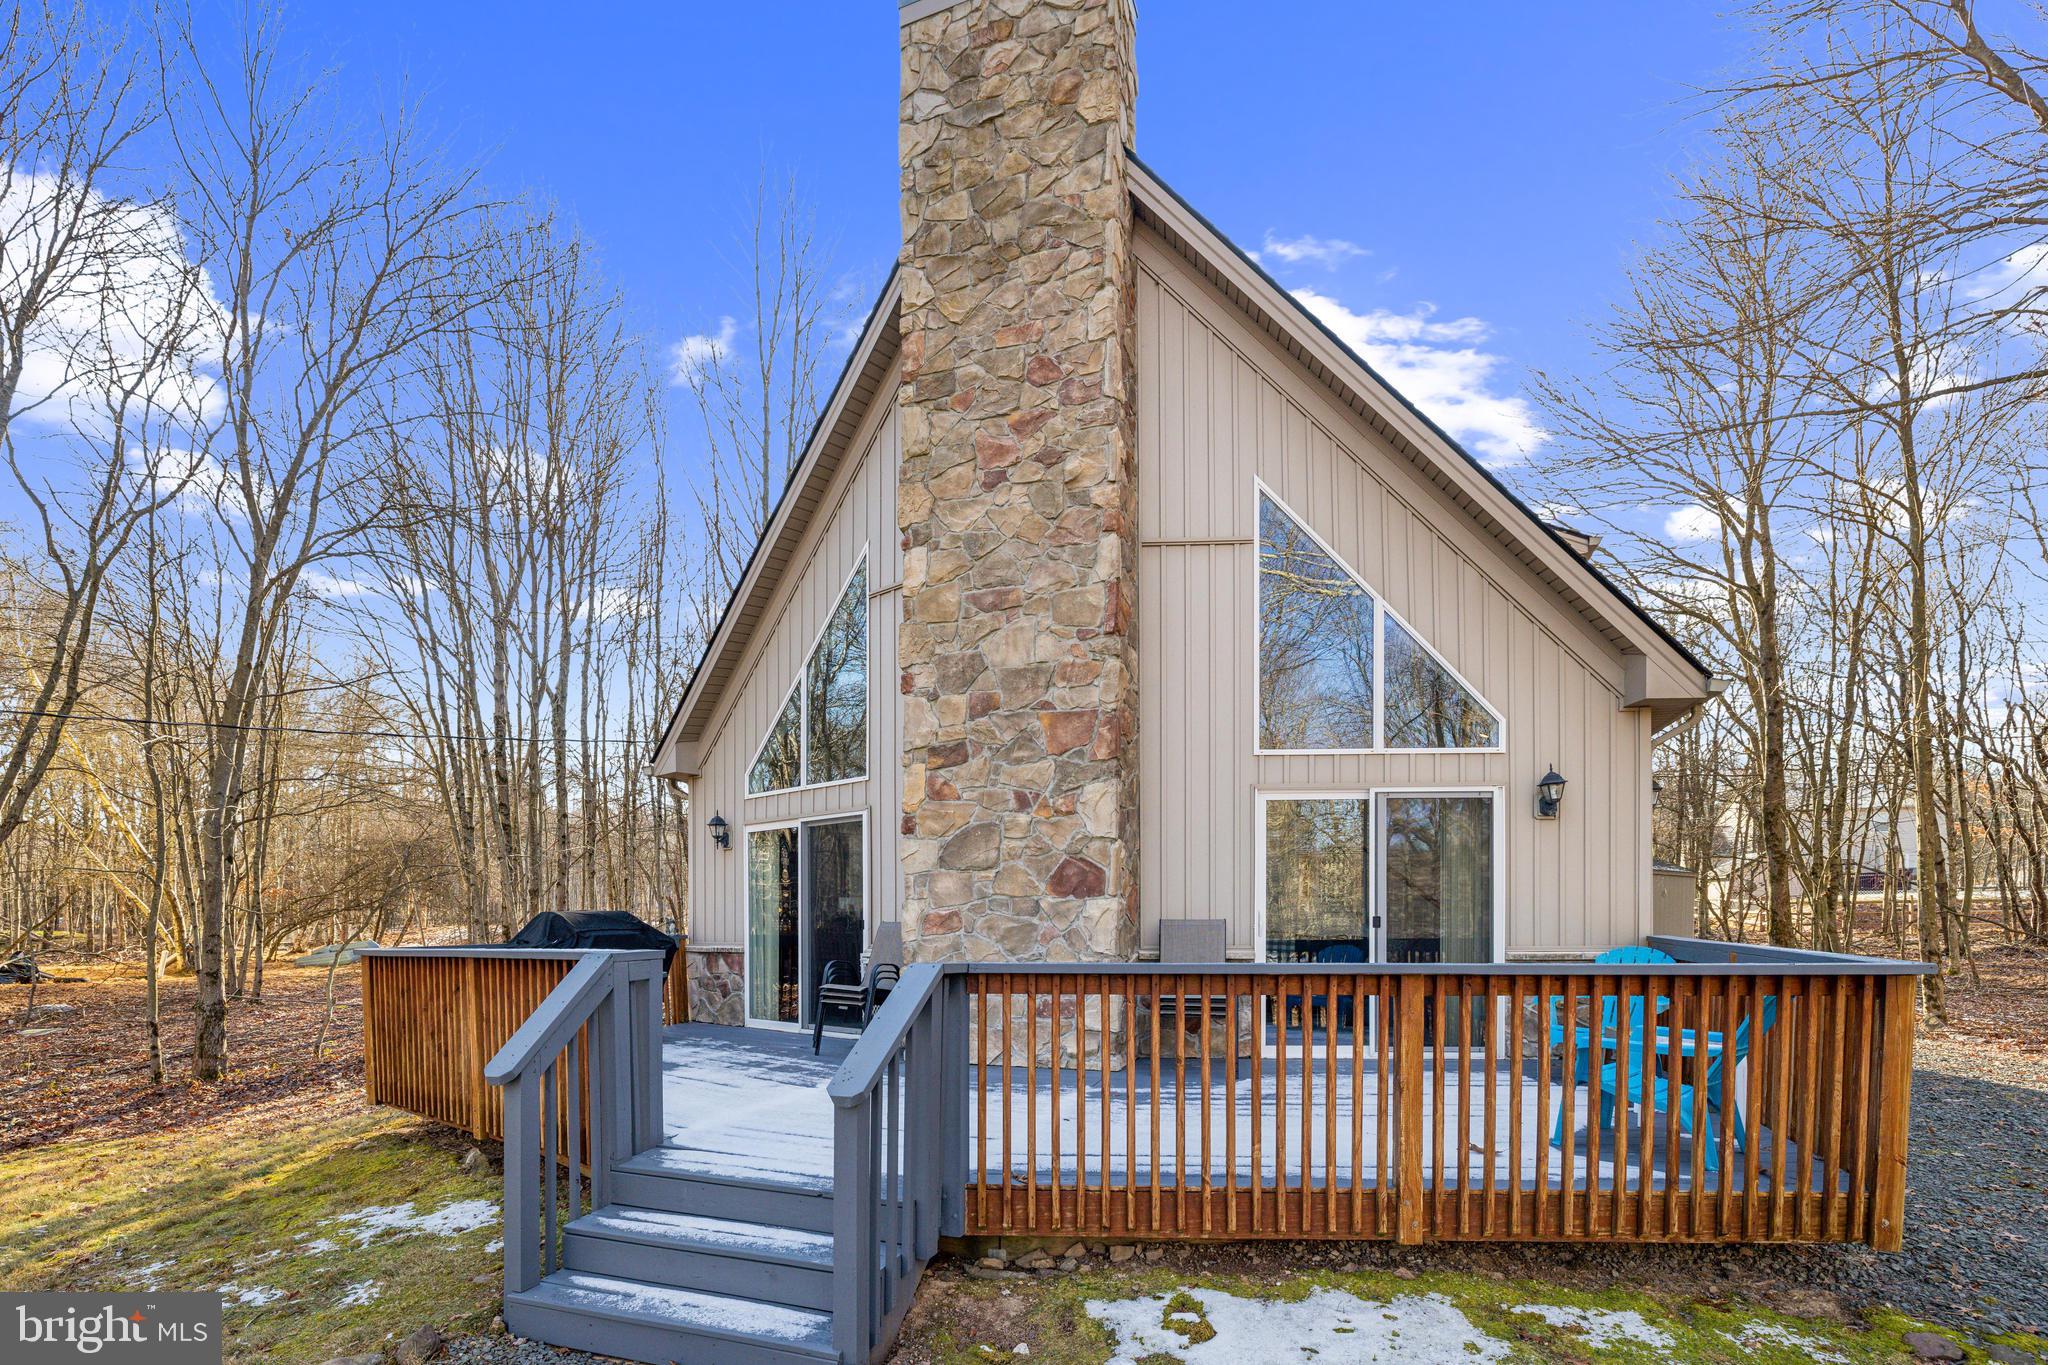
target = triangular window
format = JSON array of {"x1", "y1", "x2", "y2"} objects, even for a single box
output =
[
  {"x1": 749, "y1": 555, "x2": 869, "y2": 793},
  {"x1": 1256, "y1": 489, "x2": 1500, "y2": 751}
]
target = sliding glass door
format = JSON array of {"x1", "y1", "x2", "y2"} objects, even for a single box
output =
[
  {"x1": 1261, "y1": 789, "x2": 1499, "y2": 1043},
  {"x1": 746, "y1": 815, "x2": 866, "y2": 1028}
]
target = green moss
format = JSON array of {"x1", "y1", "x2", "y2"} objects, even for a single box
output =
[
  {"x1": 0, "y1": 1098, "x2": 502, "y2": 1363},
  {"x1": 905, "y1": 1261, "x2": 1995, "y2": 1364}
]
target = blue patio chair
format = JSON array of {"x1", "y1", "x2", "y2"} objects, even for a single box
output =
[
  {"x1": 1548, "y1": 945, "x2": 1675, "y2": 1147},
  {"x1": 1286, "y1": 944, "x2": 1365, "y2": 1032},
  {"x1": 1590, "y1": 993, "x2": 1779, "y2": 1171}
]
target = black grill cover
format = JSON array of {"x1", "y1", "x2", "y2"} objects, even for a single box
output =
[{"x1": 504, "y1": 910, "x2": 677, "y2": 974}]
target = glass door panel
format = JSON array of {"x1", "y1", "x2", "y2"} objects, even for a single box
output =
[
  {"x1": 803, "y1": 818, "x2": 865, "y2": 1028},
  {"x1": 1379, "y1": 792, "x2": 1495, "y2": 1046},
  {"x1": 1263, "y1": 797, "x2": 1369, "y2": 1040},
  {"x1": 747, "y1": 827, "x2": 800, "y2": 1024}
]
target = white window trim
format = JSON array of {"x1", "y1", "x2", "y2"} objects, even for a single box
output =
[
  {"x1": 744, "y1": 548, "x2": 872, "y2": 797},
  {"x1": 742, "y1": 809, "x2": 871, "y2": 1034},
  {"x1": 1250, "y1": 478, "x2": 1506, "y2": 757}
]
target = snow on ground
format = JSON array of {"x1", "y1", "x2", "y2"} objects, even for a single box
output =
[
  {"x1": 1510, "y1": 1304, "x2": 1675, "y2": 1351},
  {"x1": 337, "y1": 1280, "x2": 381, "y2": 1308},
  {"x1": 325, "y1": 1198, "x2": 499, "y2": 1246},
  {"x1": 216, "y1": 1284, "x2": 283, "y2": 1307},
  {"x1": 1084, "y1": 1288, "x2": 1511, "y2": 1364},
  {"x1": 1722, "y1": 1321, "x2": 1850, "y2": 1362}
]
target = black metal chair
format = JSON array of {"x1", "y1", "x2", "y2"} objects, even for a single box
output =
[{"x1": 812, "y1": 922, "x2": 904, "y2": 1054}]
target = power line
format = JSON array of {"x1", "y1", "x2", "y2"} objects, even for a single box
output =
[{"x1": 0, "y1": 705, "x2": 653, "y2": 748}]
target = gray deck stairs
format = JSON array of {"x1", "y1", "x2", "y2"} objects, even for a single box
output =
[{"x1": 503, "y1": 1145, "x2": 839, "y2": 1365}]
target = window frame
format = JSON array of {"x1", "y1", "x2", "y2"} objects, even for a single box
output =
[
  {"x1": 1251, "y1": 478, "x2": 1506, "y2": 757},
  {"x1": 744, "y1": 548, "x2": 871, "y2": 798}
]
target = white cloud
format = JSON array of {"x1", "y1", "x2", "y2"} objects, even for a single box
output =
[
  {"x1": 1254, "y1": 231, "x2": 1369, "y2": 270},
  {"x1": 1533, "y1": 500, "x2": 1584, "y2": 523},
  {"x1": 299, "y1": 569, "x2": 379, "y2": 600},
  {"x1": 1965, "y1": 242, "x2": 2048, "y2": 302},
  {"x1": 1662, "y1": 504, "x2": 1721, "y2": 543},
  {"x1": 1291, "y1": 287, "x2": 1545, "y2": 463},
  {"x1": 1, "y1": 169, "x2": 228, "y2": 431},
  {"x1": 667, "y1": 316, "x2": 737, "y2": 387}
]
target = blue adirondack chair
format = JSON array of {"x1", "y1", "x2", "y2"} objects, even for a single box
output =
[
  {"x1": 1591, "y1": 994, "x2": 1779, "y2": 1171},
  {"x1": 1548, "y1": 946, "x2": 1675, "y2": 1148}
]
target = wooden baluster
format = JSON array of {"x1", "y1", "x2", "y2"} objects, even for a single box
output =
[
  {"x1": 1662, "y1": 974, "x2": 1681, "y2": 1241},
  {"x1": 1001, "y1": 977, "x2": 1013, "y2": 1233},
  {"x1": 1149, "y1": 974, "x2": 1162, "y2": 1233},
  {"x1": 977, "y1": 976, "x2": 989, "y2": 1231},
  {"x1": 1176, "y1": 972, "x2": 1190, "y2": 1234},
  {"x1": 1847, "y1": 977, "x2": 1874, "y2": 1241},
  {"x1": 542, "y1": 1060, "x2": 558, "y2": 1272},
  {"x1": 1586, "y1": 974, "x2": 1605, "y2": 1238},
  {"x1": 1377, "y1": 978, "x2": 1392, "y2": 1236},
  {"x1": 1719, "y1": 975, "x2": 1738, "y2": 1238},
  {"x1": 1251, "y1": 977, "x2": 1265, "y2": 1234},
  {"x1": 1741, "y1": 974, "x2": 1765, "y2": 1241},
  {"x1": 1455, "y1": 976, "x2": 1472, "y2": 1237},
  {"x1": 1798, "y1": 974, "x2": 1822, "y2": 1240},
  {"x1": 1227, "y1": 975, "x2": 1240, "y2": 1236},
  {"x1": 1507, "y1": 975, "x2": 1525, "y2": 1238},
  {"x1": 1276, "y1": 974, "x2": 1289, "y2": 1236},
  {"x1": 1535, "y1": 975, "x2": 1553, "y2": 1236},
  {"x1": 1028, "y1": 981, "x2": 1040, "y2": 1235},
  {"x1": 1613, "y1": 974, "x2": 1632, "y2": 1240},
  {"x1": 1048, "y1": 978, "x2": 1061, "y2": 1232},
  {"x1": 1558, "y1": 978, "x2": 1577, "y2": 1238},
  {"x1": 1100, "y1": 976, "x2": 1112, "y2": 1238},
  {"x1": 1689, "y1": 976, "x2": 1711, "y2": 1240},
  {"x1": 1299, "y1": 972, "x2": 1313, "y2": 1237},
  {"x1": 1822, "y1": 975, "x2": 1846, "y2": 1241},
  {"x1": 1343, "y1": 978, "x2": 1359, "y2": 1236},
  {"x1": 1325, "y1": 973, "x2": 1338, "y2": 1235},
  {"x1": 1130, "y1": 970, "x2": 1146, "y2": 1236},
  {"x1": 1482, "y1": 975, "x2": 1498, "y2": 1238},
  {"x1": 1201, "y1": 971, "x2": 1215, "y2": 1236},
  {"x1": 1430, "y1": 975, "x2": 1446, "y2": 1234}
]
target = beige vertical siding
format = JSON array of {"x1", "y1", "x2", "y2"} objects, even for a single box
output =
[
  {"x1": 1135, "y1": 230, "x2": 1653, "y2": 958},
  {"x1": 686, "y1": 384, "x2": 904, "y2": 950}
]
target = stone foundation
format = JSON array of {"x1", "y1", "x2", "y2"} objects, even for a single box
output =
[{"x1": 685, "y1": 948, "x2": 745, "y2": 1026}]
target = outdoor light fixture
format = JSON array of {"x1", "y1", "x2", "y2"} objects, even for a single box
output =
[
  {"x1": 1536, "y1": 767, "x2": 1567, "y2": 820},
  {"x1": 708, "y1": 813, "x2": 731, "y2": 850}
]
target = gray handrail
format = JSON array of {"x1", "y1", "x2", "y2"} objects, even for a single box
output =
[
  {"x1": 952, "y1": 951, "x2": 1935, "y2": 978},
  {"x1": 828, "y1": 961, "x2": 963, "y2": 1365},
  {"x1": 481, "y1": 948, "x2": 667, "y2": 1297}
]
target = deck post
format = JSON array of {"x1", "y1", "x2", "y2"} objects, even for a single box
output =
[
  {"x1": 833, "y1": 1095, "x2": 877, "y2": 1365},
  {"x1": 1395, "y1": 975, "x2": 1426, "y2": 1245},
  {"x1": 1871, "y1": 974, "x2": 1915, "y2": 1252},
  {"x1": 502, "y1": 1072, "x2": 541, "y2": 1293},
  {"x1": 938, "y1": 971, "x2": 970, "y2": 1239}
]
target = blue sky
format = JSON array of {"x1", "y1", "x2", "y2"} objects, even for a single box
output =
[{"x1": 269, "y1": 1, "x2": 1745, "y2": 495}]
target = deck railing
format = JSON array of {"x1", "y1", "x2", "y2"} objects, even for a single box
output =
[
  {"x1": 360, "y1": 944, "x2": 688, "y2": 1141},
  {"x1": 948, "y1": 939, "x2": 1926, "y2": 1249},
  {"x1": 825, "y1": 962, "x2": 968, "y2": 1365},
  {"x1": 474, "y1": 948, "x2": 666, "y2": 1293}
]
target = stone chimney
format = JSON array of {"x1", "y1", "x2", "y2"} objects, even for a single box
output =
[{"x1": 896, "y1": 0, "x2": 1140, "y2": 967}]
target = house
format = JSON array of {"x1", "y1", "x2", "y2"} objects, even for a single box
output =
[{"x1": 652, "y1": 0, "x2": 1721, "y2": 1035}]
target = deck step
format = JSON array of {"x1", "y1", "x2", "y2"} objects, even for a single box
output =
[
  {"x1": 504, "y1": 1269, "x2": 835, "y2": 1365},
  {"x1": 612, "y1": 1146, "x2": 835, "y2": 1232},
  {"x1": 563, "y1": 1204, "x2": 834, "y2": 1310}
]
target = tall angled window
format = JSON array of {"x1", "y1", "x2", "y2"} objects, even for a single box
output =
[
  {"x1": 806, "y1": 559, "x2": 868, "y2": 783},
  {"x1": 749, "y1": 686, "x2": 802, "y2": 794},
  {"x1": 1256, "y1": 486, "x2": 1501, "y2": 752},
  {"x1": 747, "y1": 554, "x2": 869, "y2": 794},
  {"x1": 1382, "y1": 613, "x2": 1500, "y2": 749},
  {"x1": 1258, "y1": 492, "x2": 1375, "y2": 749}
]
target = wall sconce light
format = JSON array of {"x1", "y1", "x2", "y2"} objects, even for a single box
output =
[
  {"x1": 1536, "y1": 767, "x2": 1567, "y2": 820},
  {"x1": 708, "y1": 813, "x2": 731, "y2": 850}
]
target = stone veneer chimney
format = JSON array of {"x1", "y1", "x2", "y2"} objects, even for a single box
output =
[{"x1": 896, "y1": 0, "x2": 1140, "y2": 967}]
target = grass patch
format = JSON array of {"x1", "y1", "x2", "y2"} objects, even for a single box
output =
[
  {"x1": 902, "y1": 1261, "x2": 1989, "y2": 1363},
  {"x1": 0, "y1": 1091, "x2": 500, "y2": 1363}
]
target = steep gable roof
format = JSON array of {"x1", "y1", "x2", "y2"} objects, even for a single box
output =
[
  {"x1": 651, "y1": 271, "x2": 900, "y2": 779},
  {"x1": 1126, "y1": 154, "x2": 1714, "y2": 724},
  {"x1": 655, "y1": 165, "x2": 1717, "y2": 776}
]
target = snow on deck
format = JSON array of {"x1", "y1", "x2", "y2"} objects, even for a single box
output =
[{"x1": 657, "y1": 1024, "x2": 1841, "y2": 1194}]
